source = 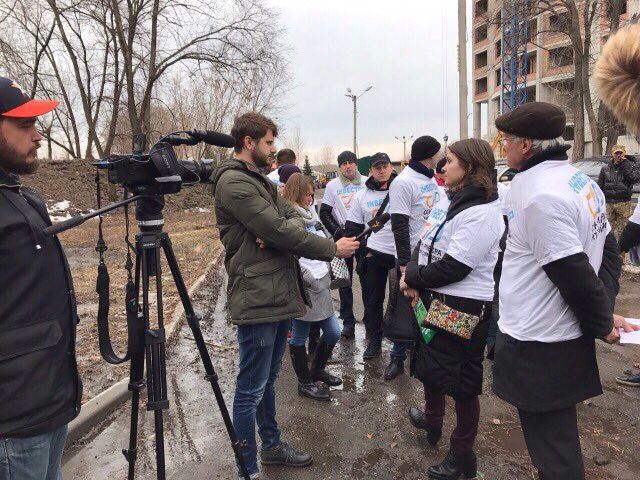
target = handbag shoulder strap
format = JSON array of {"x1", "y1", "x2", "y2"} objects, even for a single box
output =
[{"x1": 427, "y1": 220, "x2": 448, "y2": 264}]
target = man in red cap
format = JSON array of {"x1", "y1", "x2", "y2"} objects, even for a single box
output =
[{"x1": 0, "y1": 77, "x2": 82, "y2": 479}]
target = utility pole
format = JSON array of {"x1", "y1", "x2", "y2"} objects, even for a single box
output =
[
  {"x1": 345, "y1": 86, "x2": 373, "y2": 157},
  {"x1": 395, "y1": 135, "x2": 414, "y2": 168},
  {"x1": 458, "y1": 0, "x2": 469, "y2": 139}
]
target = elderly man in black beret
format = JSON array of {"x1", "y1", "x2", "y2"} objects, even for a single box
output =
[{"x1": 491, "y1": 102, "x2": 638, "y2": 480}]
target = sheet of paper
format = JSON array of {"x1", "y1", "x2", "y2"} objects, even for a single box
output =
[{"x1": 619, "y1": 318, "x2": 640, "y2": 345}]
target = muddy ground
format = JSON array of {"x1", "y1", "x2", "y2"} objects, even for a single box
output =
[{"x1": 62, "y1": 268, "x2": 640, "y2": 480}]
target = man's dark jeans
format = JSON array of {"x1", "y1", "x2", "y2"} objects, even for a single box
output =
[
  {"x1": 338, "y1": 256, "x2": 356, "y2": 325},
  {"x1": 364, "y1": 251, "x2": 409, "y2": 360},
  {"x1": 233, "y1": 320, "x2": 290, "y2": 477},
  {"x1": 338, "y1": 256, "x2": 369, "y2": 327}
]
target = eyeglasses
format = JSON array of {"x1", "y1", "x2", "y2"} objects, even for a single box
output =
[{"x1": 499, "y1": 134, "x2": 518, "y2": 145}]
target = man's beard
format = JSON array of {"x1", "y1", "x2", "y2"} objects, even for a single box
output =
[
  {"x1": 0, "y1": 135, "x2": 39, "y2": 175},
  {"x1": 250, "y1": 146, "x2": 271, "y2": 169}
]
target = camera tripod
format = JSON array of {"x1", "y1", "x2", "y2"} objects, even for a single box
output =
[{"x1": 44, "y1": 196, "x2": 251, "y2": 480}]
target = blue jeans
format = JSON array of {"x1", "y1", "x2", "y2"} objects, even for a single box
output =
[
  {"x1": 290, "y1": 314, "x2": 341, "y2": 347},
  {"x1": 0, "y1": 424, "x2": 67, "y2": 480},
  {"x1": 233, "y1": 320, "x2": 290, "y2": 477}
]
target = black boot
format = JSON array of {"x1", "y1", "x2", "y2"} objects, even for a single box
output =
[
  {"x1": 289, "y1": 344, "x2": 330, "y2": 401},
  {"x1": 341, "y1": 322, "x2": 355, "y2": 339},
  {"x1": 384, "y1": 357, "x2": 404, "y2": 380},
  {"x1": 362, "y1": 336, "x2": 382, "y2": 359},
  {"x1": 428, "y1": 450, "x2": 477, "y2": 480},
  {"x1": 308, "y1": 324, "x2": 321, "y2": 355},
  {"x1": 311, "y1": 339, "x2": 342, "y2": 386},
  {"x1": 408, "y1": 407, "x2": 442, "y2": 446}
]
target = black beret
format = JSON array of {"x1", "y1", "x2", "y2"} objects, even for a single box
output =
[
  {"x1": 337, "y1": 150, "x2": 357, "y2": 165},
  {"x1": 410, "y1": 136, "x2": 441, "y2": 162},
  {"x1": 368, "y1": 152, "x2": 391, "y2": 169},
  {"x1": 495, "y1": 102, "x2": 566, "y2": 140}
]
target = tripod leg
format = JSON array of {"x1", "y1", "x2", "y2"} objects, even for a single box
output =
[
  {"x1": 161, "y1": 236, "x2": 252, "y2": 480},
  {"x1": 123, "y1": 253, "x2": 145, "y2": 480},
  {"x1": 142, "y1": 242, "x2": 169, "y2": 480}
]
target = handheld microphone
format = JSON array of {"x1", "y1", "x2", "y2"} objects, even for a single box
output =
[
  {"x1": 160, "y1": 130, "x2": 235, "y2": 148},
  {"x1": 356, "y1": 212, "x2": 391, "y2": 241},
  {"x1": 185, "y1": 130, "x2": 235, "y2": 148}
]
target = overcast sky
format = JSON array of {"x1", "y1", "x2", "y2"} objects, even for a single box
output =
[{"x1": 267, "y1": 0, "x2": 472, "y2": 164}]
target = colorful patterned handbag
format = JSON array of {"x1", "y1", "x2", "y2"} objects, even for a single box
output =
[
  {"x1": 423, "y1": 297, "x2": 482, "y2": 341},
  {"x1": 422, "y1": 219, "x2": 483, "y2": 340}
]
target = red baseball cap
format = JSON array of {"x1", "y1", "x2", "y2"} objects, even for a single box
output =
[{"x1": 0, "y1": 77, "x2": 58, "y2": 117}]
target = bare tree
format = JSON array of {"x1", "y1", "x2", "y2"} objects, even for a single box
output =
[
  {"x1": 0, "y1": 0, "x2": 290, "y2": 161},
  {"x1": 313, "y1": 145, "x2": 336, "y2": 167},
  {"x1": 281, "y1": 125, "x2": 306, "y2": 159}
]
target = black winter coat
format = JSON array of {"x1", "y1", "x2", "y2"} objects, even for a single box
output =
[
  {"x1": 411, "y1": 292, "x2": 491, "y2": 401},
  {"x1": 597, "y1": 156, "x2": 639, "y2": 202},
  {"x1": 0, "y1": 170, "x2": 81, "y2": 438}
]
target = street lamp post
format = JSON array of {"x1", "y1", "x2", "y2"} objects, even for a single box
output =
[
  {"x1": 345, "y1": 86, "x2": 373, "y2": 157},
  {"x1": 395, "y1": 135, "x2": 414, "y2": 168}
]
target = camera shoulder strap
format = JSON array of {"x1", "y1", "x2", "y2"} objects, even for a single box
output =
[
  {"x1": 95, "y1": 169, "x2": 135, "y2": 364},
  {"x1": 373, "y1": 193, "x2": 390, "y2": 219}
]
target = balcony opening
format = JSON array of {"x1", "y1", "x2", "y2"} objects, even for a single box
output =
[
  {"x1": 527, "y1": 18, "x2": 538, "y2": 42},
  {"x1": 475, "y1": 0, "x2": 488, "y2": 17},
  {"x1": 549, "y1": 11, "x2": 571, "y2": 32},
  {"x1": 475, "y1": 24, "x2": 488, "y2": 43},
  {"x1": 548, "y1": 46, "x2": 574, "y2": 67},
  {"x1": 476, "y1": 50, "x2": 488, "y2": 69},
  {"x1": 496, "y1": 69, "x2": 502, "y2": 87},
  {"x1": 495, "y1": 39, "x2": 502, "y2": 58},
  {"x1": 526, "y1": 52, "x2": 537, "y2": 75},
  {"x1": 476, "y1": 76, "x2": 488, "y2": 94}
]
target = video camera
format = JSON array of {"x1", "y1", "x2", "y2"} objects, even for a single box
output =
[
  {"x1": 44, "y1": 129, "x2": 235, "y2": 236},
  {"x1": 95, "y1": 130, "x2": 235, "y2": 196}
]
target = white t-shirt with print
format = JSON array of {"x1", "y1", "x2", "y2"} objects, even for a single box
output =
[
  {"x1": 629, "y1": 200, "x2": 640, "y2": 225},
  {"x1": 418, "y1": 198, "x2": 502, "y2": 301},
  {"x1": 299, "y1": 225, "x2": 330, "y2": 280},
  {"x1": 267, "y1": 169, "x2": 279, "y2": 184},
  {"x1": 497, "y1": 182, "x2": 511, "y2": 217},
  {"x1": 499, "y1": 161, "x2": 610, "y2": 343},
  {"x1": 389, "y1": 166, "x2": 444, "y2": 252},
  {"x1": 322, "y1": 176, "x2": 368, "y2": 226},
  {"x1": 348, "y1": 188, "x2": 396, "y2": 256}
]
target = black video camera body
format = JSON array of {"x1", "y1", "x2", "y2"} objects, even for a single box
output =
[{"x1": 97, "y1": 142, "x2": 215, "y2": 196}]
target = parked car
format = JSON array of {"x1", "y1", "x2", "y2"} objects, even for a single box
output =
[{"x1": 497, "y1": 164, "x2": 518, "y2": 184}]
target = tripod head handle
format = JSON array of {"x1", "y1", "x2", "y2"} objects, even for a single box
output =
[{"x1": 43, "y1": 194, "x2": 147, "y2": 236}]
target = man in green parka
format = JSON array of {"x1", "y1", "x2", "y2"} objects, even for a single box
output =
[{"x1": 212, "y1": 112, "x2": 358, "y2": 479}]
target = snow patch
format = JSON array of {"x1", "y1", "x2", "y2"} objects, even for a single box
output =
[{"x1": 47, "y1": 199, "x2": 73, "y2": 223}]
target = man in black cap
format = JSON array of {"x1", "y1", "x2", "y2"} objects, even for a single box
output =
[
  {"x1": 387, "y1": 135, "x2": 444, "y2": 382},
  {"x1": 0, "y1": 77, "x2": 82, "y2": 479},
  {"x1": 344, "y1": 153, "x2": 403, "y2": 369},
  {"x1": 492, "y1": 102, "x2": 638, "y2": 480},
  {"x1": 320, "y1": 151, "x2": 368, "y2": 339}
]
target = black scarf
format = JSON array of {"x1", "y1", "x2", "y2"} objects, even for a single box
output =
[
  {"x1": 446, "y1": 185, "x2": 499, "y2": 221},
  {"x1": 365, "y1": 170, "x2": 397, "y2": 191},
  {"x1": 408, "y1": 159, "x2": 434, "y2": 178},
  {"x1": 519, "y1": 144, "x2": 571, "y2": 173}
]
